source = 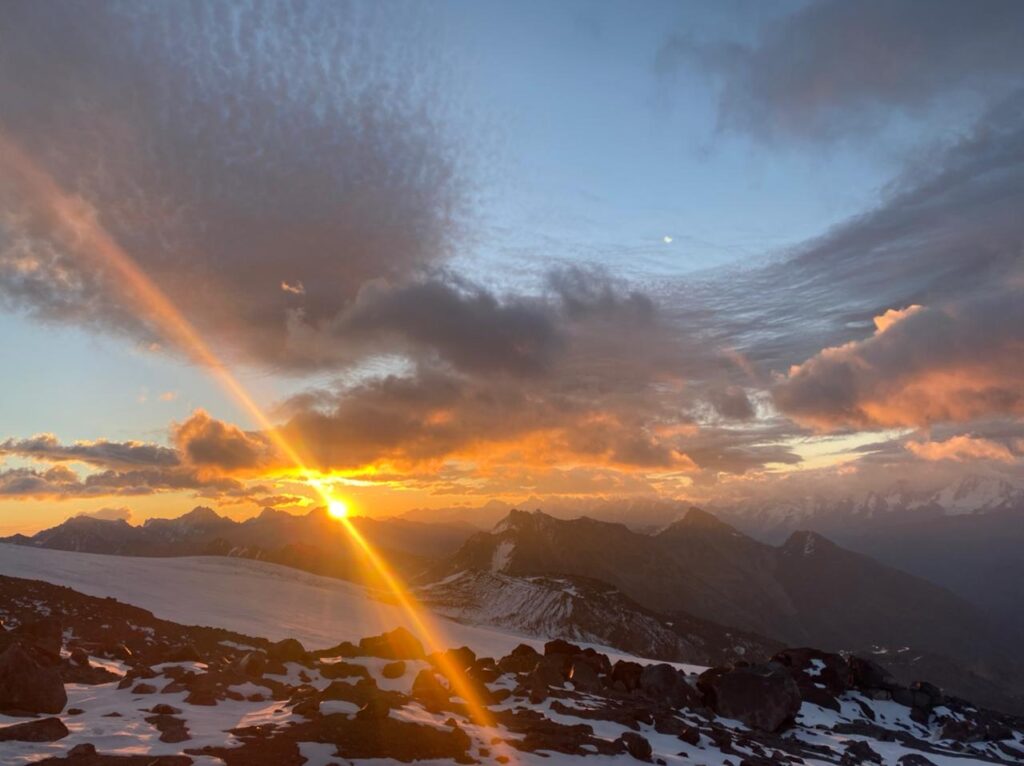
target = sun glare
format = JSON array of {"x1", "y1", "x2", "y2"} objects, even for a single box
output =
[{"x1": 327, "y1": 498, "x2": 349, "y2": 519}]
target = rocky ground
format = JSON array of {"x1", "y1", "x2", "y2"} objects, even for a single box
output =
[{"x1": 0, "y1": 574, "x2": 1022, "y2": 765}]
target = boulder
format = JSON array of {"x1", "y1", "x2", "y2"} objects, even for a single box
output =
[
  {"x1": 610, "y1": 660, "x2": 643, "y2": 693},
  {"x1": 842, "y1": 738, "x2": 882, "y2": 764},
  {"x1": 359, "y1": 627, "x2": 425, "y2": 660},
  {"x1": 772, "y1": 647, "x2": 848, "y2": 695},
  {"x1": 411, "y1": 669, "x2": 450, "y2": 708},
  {"x1": 12, "y1": 617, "x2": 64, "y2": 659},
  {"x1": 697, "y1": 663, "x2": 801, "y2": 732},
  {"x1": 0, "y1": 717, "x2": 69, "y2": 742},
  {"x1": 617, "y1": 731, "x2": 653, "y2": 761},
  {"x1": 638, "y1": 663, "x2": 700, "y2": 709},
  {"x1": 381, "y1": 660, "x2": 407, "y2": 679},
  {"x1": 544, "y1": 638, "x2": 583, "y2": 656},
  {"x1": 234, "y1": 651, "x2": 267, "y2": 677},
  {"x1": 267, "y1": 638, "x2": 306, "y2": 664},
  {"x1": 497, "y1": 644, "x2": 540, "y2": 674},
  {"x1": 0, "y1": 644, "x2": 67, "y2": 714},
  {"x1": 847, "y1": 656, "x2": 897, "y2": 693},
  {"x1": 568, "y1": 660, "x2": 603, "y2": 693}
]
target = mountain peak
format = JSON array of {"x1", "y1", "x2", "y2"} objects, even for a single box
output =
[
  {"x1": 658, "y1": 507, "x2": 738, "y2": 537},
  {"x1": 781, "y1": 530, "x2": 837, "y2": 557},
  {"x1": 492, "y1": 508, "x2": 555, "y2": 534}
]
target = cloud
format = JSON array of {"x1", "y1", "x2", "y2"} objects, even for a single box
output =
[
  {"x1": 774, "y1": 290, "x2": 1024, "y2": 430},
  {"x1": 906, "y1": 435, "x2": 1018, "y2": 464},
  {"x1": 0, "y1": 433, "x2": 179, "y2": 468},
  {"x1": 76, "y1": 506, "x2": 133, "y2": 522},
  {"x1": 660, "y1": 0, "x2": 1024, "y2": 142},
  {"x1": 0, "y1": 1, "x2": 470, "y2": 369},
  {"x1": 172, "y1": 410, "x2": 277, "y2": 473}
]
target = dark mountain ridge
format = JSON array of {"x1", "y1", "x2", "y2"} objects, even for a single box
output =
[{"x1": 436, "y1": 507, "x2": 1024, "y2": 711}]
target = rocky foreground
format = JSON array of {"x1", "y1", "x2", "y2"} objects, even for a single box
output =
[{"x1": 0, "y1": 575, "x2": 1022, "y2": 765}]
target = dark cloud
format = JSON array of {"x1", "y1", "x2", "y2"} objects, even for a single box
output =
[
  {"x1": 0, "y1": 0, "x2": 468, "y2": 369},
  {"x1": 172, "y1": 410, "x2": 276, "y2": 473},
  {"x1": 0, "y1": 463, "x2": 244, "y2": 500},
  {"x1": 660, "y1": 0, "x2": 1024, "y2": 142},
  {"x1": 0, "y1": 434, "x2": 179, "y2": 469}
]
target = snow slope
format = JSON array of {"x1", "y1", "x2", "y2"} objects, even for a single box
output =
[{"x1": 0, "y1": 544, "x2": 682, "y2": 668}]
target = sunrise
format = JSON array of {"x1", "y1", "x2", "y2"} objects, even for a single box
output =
[{"x1": 1, "y1": 1, "x2": 1022, "y2": 764}]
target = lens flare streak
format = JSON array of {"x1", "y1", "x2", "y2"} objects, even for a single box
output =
[{"x1": 0, "y1": 133, "x2": 510, "y2": 758}]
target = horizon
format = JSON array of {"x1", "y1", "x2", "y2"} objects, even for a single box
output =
[{"x1": 2, "y1": 0, "x2": 1024, "y2": 536}]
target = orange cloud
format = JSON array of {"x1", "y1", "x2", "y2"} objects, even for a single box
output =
[
  {"x1": 906, "y1": 435, "x2": 1016, "y2": 463},
  {"x1": 774, "y1": 294, "x2": 1024, "y2": 430}
]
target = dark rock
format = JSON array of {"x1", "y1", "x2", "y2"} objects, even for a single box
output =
[
  {"x1": 234, "y1": 651, "x2": 267, "y2": 677},
  {"x1": 497, "y1": 644, "x2": 540, "y2": 674},
  {"x1": 530, "y1": 653, "x2": 569, "y2": 688},
  {"x1": 319, "y1": 660, "x2": 371, "y2": 680},
  {"x1": 847, "y1": 656, "x2": 897, "y2": 692},
  {"x1": 897, "y1": 756, "x2": 938, "y2": 766},
  {"x1": 617, "y1": 731, "x2": 653, "y2": 761},
  {"x1": 145, "y1": 713, "x2": 191, "y2": 743},
  {"x1": 545, "y1": 638, "x2": 583, "y2": 656},
  {"x1": 131, "y1": 683, "x2": 157, "y2": 694},
  {"x1": 638, "y1": 663, "x2": 700, "y2": 708},
  {"x1": 568, "y1": 660, "x2": 603, "y2": 692},
  {"x1": 149, "y1": 703, "x2": 182, "y2": 715},
  {"x1": 267, "y1": 638, "x2": 306, "y2": 664},
  {"x1": 381, "y1": 660, "x2": 406, "y2": 678},
  {"x1": 358, "y1": 627, "x2": 425, "y2": 660},
  {"x1": 611, "y1": 660, "x2": 643, "y2": 693},
  {"x1": 70, "y1": 647, "x2": 91, "y2": 667},
  {"x1": 0, "y1": 643, "x2": 67, "y2": 714},
  {"x1": 412, "y1": 669, "x2": 451, "y2": 709},
  {"x1": 0, "y1": 716, "x2": 69, "y2": 742},
  {"x1": 356, "y1": 695, "x2": 391, "y2": 721},
  {"x1": 166, "y1": 643, "x2": 202, "y2": 663},
  {"x1": 12, "y1": 616, "x2": 63, "y2": 658},
  {"x1": 772, "y1": 647, "x2": 848, "y2": 695},
  {"x1": 698, "y1": 663, "x2": 801, "y2": 732},
  {"x1": 842, "y1": 739, "x2": 882, "y2": 764}
]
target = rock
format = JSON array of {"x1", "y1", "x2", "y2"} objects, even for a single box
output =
[
  {"x1": 697, "y1": 663, "x2": 801, "y2": 732},
  {"x1": 12, "y1": 616, "x2": 63, "y2": 658},
  {"x1": 529, "y1": 653, "x2": 569, "y2": 689},
  {"x1": 267, "y1": 638, "x2": 306, "y2": 663},
  {"x1": 145, "y1": 713, "x2": 191, "y2": 743},
  {"x1": 842, "y1": 739, "x2": 882, "y2": 764},
  {"x1": 0, "y1": 717, "x2": 69, "y2": 742},
  {"x1": 381, "y1": 660, "x2": 406, "y2": 678},
  {"x1": 411, "y1": 669, "x2": 450, "y2": 708},
  {"x1": 359, "y1": 627, "x2": 425, "y2": 660},
  {"x1": 897, "y1": 756, "x2": 939, "y2": 766},
  {"x1": 70, "y1": 647, "x2": 91, "y2": 667},
  {"x1": 772, "y1": 647, "x2": 848, "y2": 695},
  {"x1": 617, "y1": 731, "x2": 653, "y2": 761},
  {"x1": 638, "y1": 663, "x2": 700, "y2": 709},
  {"x1": 610, "y1": 660, "x2": 643, "y2": 693},
  {"x1": 166, "y1": 643, "x2": 202, "y2": 663},
  {"x1": 545, "y1": 638, "x2": 583, "y2": 656},
  {"x1": 234, "y1": 651, "x2": 267, "y2": 677},
  {"x1": 131, "y1": 683, "x2": 157, "y2": 694},
  {"x1": 149, "y1": 704, "x2": 182, "y2": 715},
  {"x1": 568, "y1": 660, "x2": 603, "y2": 693},
  {"x1": 497, "y1": 644, "x2": 540, "y2": 674},
  {"x1": 356, "y1": 695, "x2": 391, "y2": 721},
  {"x1": 320, "y1": 660, "x2": 371, "y2": 680},
  {"x1": 847, "y1": 656, "x2": 897, "y2": 692},
  {"x1": 0, "y1": 644, "x2": 67, "y2": 714},
  {"x1": 439, "y1": 646, "x2": 476, "y2": 670}
]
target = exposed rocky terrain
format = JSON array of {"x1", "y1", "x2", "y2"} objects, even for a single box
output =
[
  {"x1": 438, "y1": 509, "x2": 1024, "y2": 714},
  {"x1": 416, "y1": 570, "x2": 779, "y2": 667},
  {"x1": 2, "y1": 573, "x2": 1023, "y2": 766}
]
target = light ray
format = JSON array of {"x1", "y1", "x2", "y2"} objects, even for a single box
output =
[{"x1": 0, "y1": 134, "x2": 511, "y2": 757}]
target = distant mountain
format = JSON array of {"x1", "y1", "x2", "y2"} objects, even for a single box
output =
[
  {"x1": 2, "y1": 506, "x2": 476, "y2": 582},
  {"x1": 416, "y1": 569, "x2": 779, "y2": 667},
  {"x1": 432, "y1": 507, "x2": 1024, "y2": 710},
  {"x1": 719, "y1": 474, "x2": 1024, "y2": 542},
  {"x1": 835, "y1": 507, "x2": 1024, "y2": 635}
]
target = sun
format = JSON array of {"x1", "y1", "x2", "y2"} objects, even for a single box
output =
[{"x1": 327, "y1": 498, "x2": 349, "y2": 519}]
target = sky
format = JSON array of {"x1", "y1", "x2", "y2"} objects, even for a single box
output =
[{"x1": 1, "y1": 0, "x2": 1023, "y2": 533}]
